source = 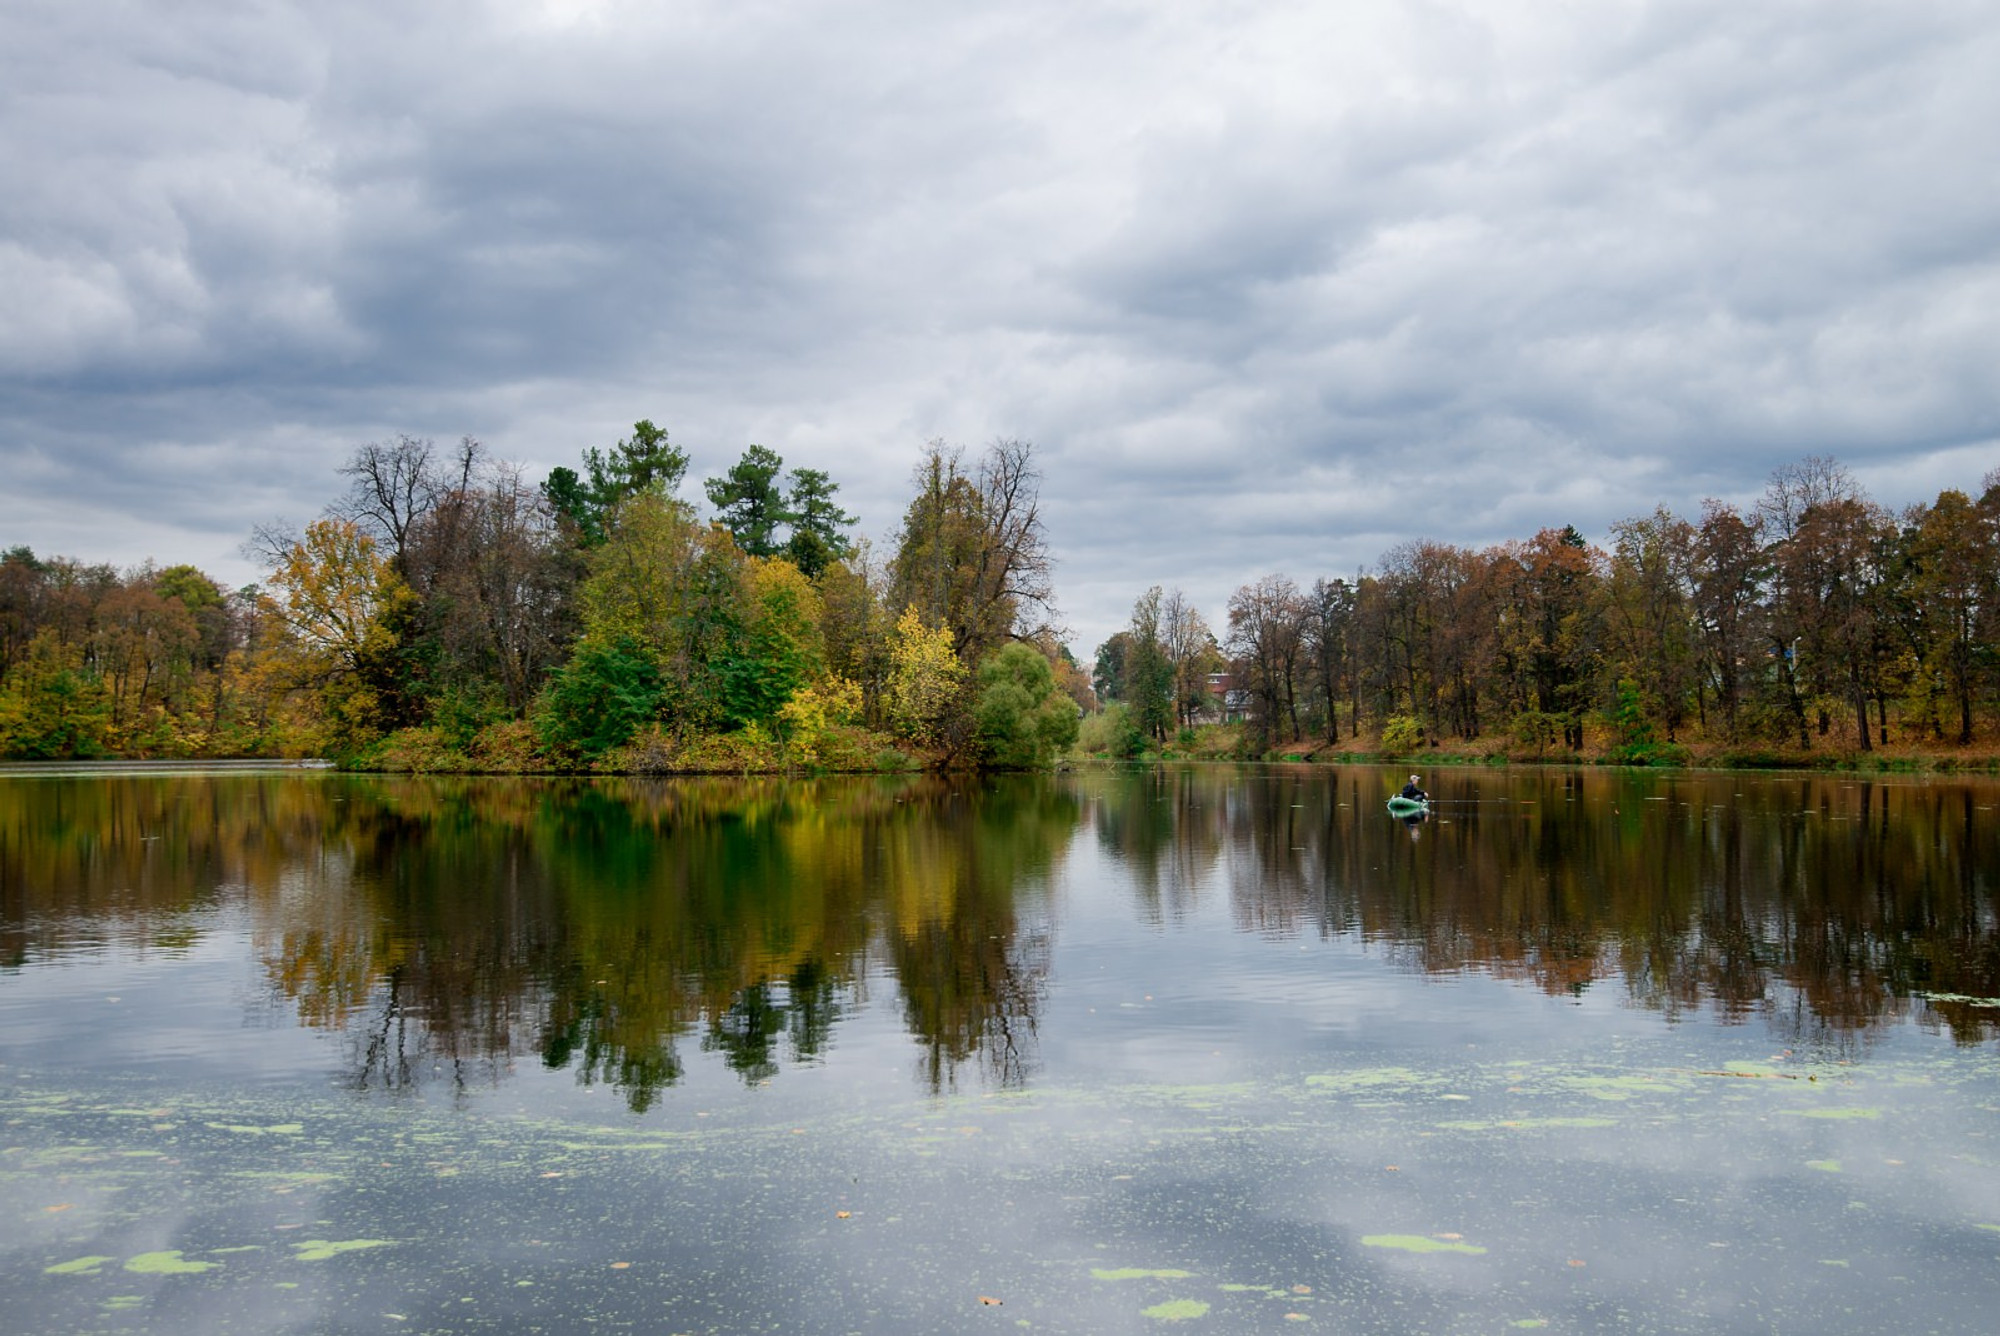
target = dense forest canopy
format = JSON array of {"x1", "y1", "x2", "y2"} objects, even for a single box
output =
[
  {"x1": 1091, "y1": 456, "x2": 2000, "y2": 762},
  {"x1": 4, "y1": 442, "x2": 1997, "y2": 768},
  {"x1": 0, "y1": 429, "x2": 1078, "y2": 770}
]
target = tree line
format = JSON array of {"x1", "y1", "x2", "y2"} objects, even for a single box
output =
[
  {"x1": 0, "y1": 428, "x2": 1082, "y2": 769},
  {"x1": 1093, "y1": 457, "x2": 2000, "y2": 760}
]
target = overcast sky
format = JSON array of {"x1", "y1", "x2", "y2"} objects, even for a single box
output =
[{"x1": 4, "y1": 0, "x2": 1997, "y2": 655}]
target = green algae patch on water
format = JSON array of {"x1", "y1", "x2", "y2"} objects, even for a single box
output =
[
  {"x1": 1361, "y1": 1235, "x2": 1487, "y2": 1255},
  {"x1": 1142, "y1": 1299, "x2": 1210, "y2": 1320},
  {"x1": 45, "y1": 1255, "x2": 114, "y2": 1275},
  {"x1": 1305, "y1": 1067, "x2": 1443, "y2": 1097},
  {"x1": 124, "y1": 1250, "x2": 217, "y2": 1274},
  {"x1": 1094, "y1": 1268, "x2": 1194, "y2": 1281},
  {"x1": 1110, "y1": 1083, "x2": 1261, "y2": 1111},
  {"x1": 291, "y1": 1239, "x2": 395, "y2": 1261},
  {"x1": 204, "y1": 1121, "x2": 304, "y2": 1136},
  {"x1": 1558, "y1": 1074, "x2": 1683, "y2": 1101},
  {"x1": 1779, "y1": 1108, "x2": 1881, "y2": 1121},
  {"x1": 1807, "y1": 1159, "x2": 1842, "y2": 1172},
  {"x1": 1435, "y1": 1116, "x2": 1617, "y2": 1132}
]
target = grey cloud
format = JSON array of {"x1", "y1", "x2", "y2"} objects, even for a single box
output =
[{"x1": 2, "y1": 0, "x2": 1997, "y2": 656}]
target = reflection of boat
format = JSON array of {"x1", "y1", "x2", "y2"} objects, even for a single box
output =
[{"x1": 1385, "y1": 795, "x2": 1429, "y2": 818}]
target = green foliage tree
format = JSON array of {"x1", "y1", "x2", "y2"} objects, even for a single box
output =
[
  {"x1": 714, "y1": 558, "x2": 825, "y2": 729},
  {"x1": 1125, "y1": 587, "x2": 1176, "y2": 742},
  {"x1": 784, "y1": 467, "x2": 857, "y2": 579},
  {"x1": 0, "y1": 630, "x2": 114, "y2": 758},
  {"x1": 544, "y1": 420, "x2": 689, "y2": 547},
  {"x1": 705, "y1": 445, "x2": 790, "y2": 558},
  {"x1": 1092, "y1": 630, "x2": 1131, "y2": 703},
  {"x1": 973, "y1": 643, "x2": 1080, "y2": 769},
  {"x1": 534, "y1": 634, "x2": 665, "y2": 759}
]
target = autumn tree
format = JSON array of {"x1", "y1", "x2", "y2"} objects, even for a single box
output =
[
  {"x1": 1604, "y1": 507, "x2": 1699, "y2": 742},
  {"x1": 886, "y1": 606, "x2": 967, "y2": 747},
  {"x1": 1227, "y1": 574, "x2": 1307, "y2": 746},
  {"x1": 1303, "y1": 577, "x2": 1357, "y2": 740},
  {"x1": 1159, "y1": 588, "x2": 1217, "y2": 730},
  {"x1": 1757, "y1": 459, "x2": 1888, "y2": 749},
  {"x1": 401, "y1": 462, "x2": 579, "y2": 717},
  {"x1": 260, "y1": 519, "x2": 414, "y2": 750},
  {"x1": 1492, "y1": 527, "x2": 1603, "y2": 750},
  {"x1": 1903, "y1": 488, "x2": 1995, "y2": 743},
  {"x1": 1689, "y1": 500, "x2": 1765, "y2": 739},
  {"x1": 888, "y1": 439, "x2": 1057, "y2": 668}
]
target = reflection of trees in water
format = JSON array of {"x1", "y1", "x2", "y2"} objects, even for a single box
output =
[
  {"x1": 1092, "y1": 766, "x2": 2000, "y2": 1045},
  {"x1": 8, "y1": 767, "x2": 1998, "y2": 1097},
  {"x1": 887, "y1": 776, "x2": 1070, "y2": 1091},
  {"x1": 0, "y1": 774, "x2": 327, "y2": 967},
  {"x1": 293, "y1": 774, "x2": 1080, "y2": 1106},
  {"x1": 17, "y1": 772, "x2": 1078, "y2": 1107},
  {"x1": 1082, "y1": 767, "x2": 1225, "y2": 922}
]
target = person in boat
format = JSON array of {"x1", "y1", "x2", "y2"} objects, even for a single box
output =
[{"x1": 1400, "y1": 774, "x2": 1427, "y2": 802}]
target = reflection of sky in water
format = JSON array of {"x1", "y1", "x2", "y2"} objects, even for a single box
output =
[{"x1": 3, "y1": 767, "x2": 1999, "y2": 1332}]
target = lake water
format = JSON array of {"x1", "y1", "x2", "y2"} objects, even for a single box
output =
[{"x1": 3, "y1": 764, "x2": 1998, "y2": 1333}]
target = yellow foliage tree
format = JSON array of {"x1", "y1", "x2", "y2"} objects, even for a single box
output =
[
  {"x1": 886, "y1": 606, "x2": 965, "y2": 746},
  {"x1": 261, "y1": 519, "x2": 413, "y2": 750},
  {"x1": 776, "y1": 675, "x2": 862, "y2": 767}
]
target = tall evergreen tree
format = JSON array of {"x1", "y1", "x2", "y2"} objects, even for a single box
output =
[{"x1": 705, "y1": 445, "x2": 790, "y2": 558}]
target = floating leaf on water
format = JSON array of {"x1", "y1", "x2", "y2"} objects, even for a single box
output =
[
  {"x1": 1141, "y1": 1299, "x2": 1210, "y2": 1321},
  {"x1": 1361, "y1": 1235, "x2": 1486, "y2": 1255},
  {"x1": 979, "y1": 1295, "x2": 1004, "y2": 1305}
]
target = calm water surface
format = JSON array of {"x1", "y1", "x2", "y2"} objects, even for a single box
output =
[{"x1": 3, "y1": 765, "x2": 1998, "y2": 1333}]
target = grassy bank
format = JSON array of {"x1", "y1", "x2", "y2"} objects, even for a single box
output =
[{"x1": 1073, "y1": 720, "x2": 2000, "y2": 775}]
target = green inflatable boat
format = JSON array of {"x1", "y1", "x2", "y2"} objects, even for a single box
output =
[{"x1": 1385, "y1": 795, "x2": 1429, "y2": 817}]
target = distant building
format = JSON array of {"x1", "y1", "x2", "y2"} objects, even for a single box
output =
[{"x1": 1205, "y1": 672, "x2": 1250, "y2": 725}]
